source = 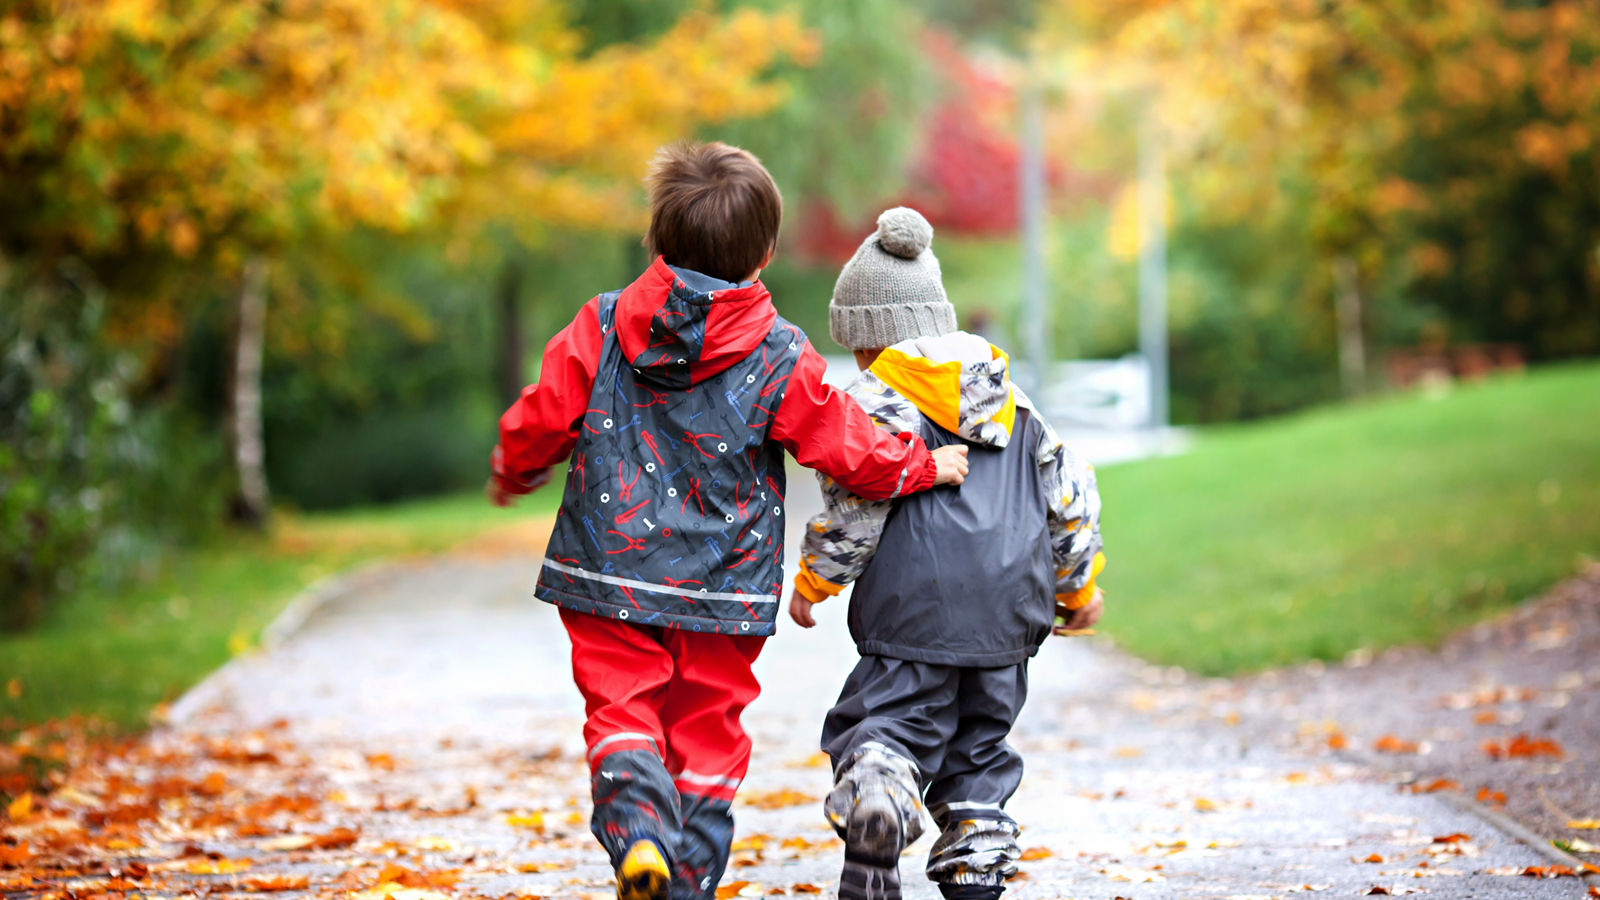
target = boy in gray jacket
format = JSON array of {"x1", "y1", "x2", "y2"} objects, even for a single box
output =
[{"x1": 788, "y1": 208, "x2": 1105, "y2": 900}]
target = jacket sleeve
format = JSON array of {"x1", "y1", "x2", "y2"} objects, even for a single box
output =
[
  {"x1": 794, "y1": 371, "x2": 924, "y2": 604},
  {"x1": 1033, "y1": 407, "x2": 1105, "y2": 611},
  {"x1": 770, "y1": 341, "x2": 937, "y2": 501},
  {"x1": 491, "y1": 297, "x2": 604, "y2": 494}
]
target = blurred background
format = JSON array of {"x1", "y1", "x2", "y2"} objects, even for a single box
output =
[{"x1": 2, "y1": 0, "x2": 1597, "y2": 728}]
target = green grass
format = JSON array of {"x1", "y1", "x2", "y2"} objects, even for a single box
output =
[
  {"x1": 1097, "y1": 363, "x2": 1600, "y2": 675},
  {"x1": 0, "y1": 481, "x2": 562, "y2": 731}
]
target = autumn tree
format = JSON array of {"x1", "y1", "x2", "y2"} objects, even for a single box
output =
[
  {"x1": 0, "y1": 0, "x2": 813, "y2": 524},
  {"x1": 1043, "y1": 0, "x2": 1600, "y2": 380}
]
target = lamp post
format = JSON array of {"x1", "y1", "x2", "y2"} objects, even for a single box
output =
[
  {"x1": 1137, "y1": 112, "x2": 1169, "y2": 430},
  {"x1": 1019, "y1": 75, "x2": 1050, "y2": 397}
]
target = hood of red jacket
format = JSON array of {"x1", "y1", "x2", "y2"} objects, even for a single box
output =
[{"x1": 615, "y1": 256, "x2": 778, "y2": 389}]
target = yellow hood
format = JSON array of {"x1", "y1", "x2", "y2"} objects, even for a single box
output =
[{"x1": 868, "y1": 331, "x2": 1016, "y2": 448}]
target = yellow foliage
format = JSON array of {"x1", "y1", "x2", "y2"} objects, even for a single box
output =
[
  {"x1": 0, "y1": 0, "x2": 815, "y2": 268},
  {"x1": 1043, "y1": 0, "x2": 1600, "y2": 247}
]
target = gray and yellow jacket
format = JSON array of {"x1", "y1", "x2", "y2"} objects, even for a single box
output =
[{"x1": 795, "y1": 331, "x2": 1105, "y2": 666}]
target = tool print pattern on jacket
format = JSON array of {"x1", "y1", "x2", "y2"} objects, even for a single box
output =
[
  {"x1": 795, "y1": 331, "x2": 1105, "y2": 665},
  {"x1": 494, "y1": 257, "x2": 941, "y2": 637}
]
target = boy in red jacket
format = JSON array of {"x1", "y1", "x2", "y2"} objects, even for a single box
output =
[{"x1": 488, "y1": 142, "x2": 969, "y2": 900}]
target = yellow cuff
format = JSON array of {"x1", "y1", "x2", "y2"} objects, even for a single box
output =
[
  {"x1": 794, "y1": 560, "x2": 846, "y2": 605},
  {"x1": 1055, "y1": 551, "x2": 1106, "y2": 610}
]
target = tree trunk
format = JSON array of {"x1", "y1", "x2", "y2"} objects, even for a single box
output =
[
  {"x1": 1333, "y1": 254, "x2": 1367, "y2": 397},
  {"x1": 495, "y1": 257, "x2": 526, "y2": 407},
  {"x1": 231, "y1": 256, "x2": 271, "y2": 527}
]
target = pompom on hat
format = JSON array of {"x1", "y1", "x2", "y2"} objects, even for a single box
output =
[{"x1": 829, "y1": 207, "x2": 957, "y2": 351}]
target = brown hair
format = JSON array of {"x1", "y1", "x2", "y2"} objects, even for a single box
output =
[{"x1": 644, "y1": 141, "x2": 782, "y2": 284}]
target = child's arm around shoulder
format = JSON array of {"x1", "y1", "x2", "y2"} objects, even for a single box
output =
[
  {"x1": 1018, "y1": 391, "x2": 1107, "y2": 632},
  {"x1": 788, "y1": 368, "x2": 922, "y2": 628},
  {"x1": 770, "y1": 341, "x2": 966, "y2": 502},
  {"x1": 488, "y1": 296, "x2": 605, "y2": 506}
]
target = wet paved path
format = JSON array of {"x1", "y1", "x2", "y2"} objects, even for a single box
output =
[{"x1": 152, "y1": 479, "x2": 1586, "y2": 900}]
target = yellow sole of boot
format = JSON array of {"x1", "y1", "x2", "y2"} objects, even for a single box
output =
[{"x1": 617, "y1": 840, "x2": 670, "y2": 900}]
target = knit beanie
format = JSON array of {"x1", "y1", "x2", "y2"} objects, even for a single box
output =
[{"x1": 829, "y1": 207, "x2": 958, "y2": 350}]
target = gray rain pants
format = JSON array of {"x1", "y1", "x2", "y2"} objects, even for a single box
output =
[{"x1": 821, "y1": 656, "x2": 1028, "y2": 896}]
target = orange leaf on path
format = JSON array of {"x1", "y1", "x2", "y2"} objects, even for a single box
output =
[
  {"x1": 1408, "y1": 779, "x2": 1458, "y2": 794},
  {"x1": 1477, "y1": 787, "x2": 1508, "y2": 806},
  {"x1": 1327, "y1": 731, "x2": 1349, "y2": 750},
  {"x1": 1019, "y1": 846, "x2": 1053, "y2": 861},
  {"x1": 1373, "y1": 735, "x2": 1419, "y2": 754},
  {"x1": 0, "y1": 843, "x2": 32, "y2": 867},
  {"x1": 1482, "y1": 733, "x2": 1565, "y2": 760},
  {"x1": 1364, "y1": 854, "x2": 1385, "y2": 863},
  {"x1": 5, "y1": 793, "x2": 33, "y2": 822},
  {"x1": 240, "y1": 874, "x2": 312, "y2": 892},
  {"x1": 741, "y1": 789, "x2": 814, "y2": 810},
  {"x1": 1431, "y1": 833, "x2": 1471, "y2": 844}
]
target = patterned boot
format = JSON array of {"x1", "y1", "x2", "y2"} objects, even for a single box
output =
[{"x1": 826, "y1": 743, "x2": 924, "y2": 900}]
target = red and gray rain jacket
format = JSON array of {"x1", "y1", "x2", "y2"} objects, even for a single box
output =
[{"x1": 492, "y1": 257, "x2": 939, "y2": 636}]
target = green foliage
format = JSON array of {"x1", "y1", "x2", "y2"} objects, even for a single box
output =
[
  {"x1": 1098, "y1": 363, "x2": 1600, "y2": 675},
  {"x1": 0, "y1": 264, "x2": 223, "y2": 631},
  {"x1": 274, "y1": 404, "x2": 496, "y2": 510},
  {"x1": 717, "y1": 0, "x2": 934, "y2": 219}
]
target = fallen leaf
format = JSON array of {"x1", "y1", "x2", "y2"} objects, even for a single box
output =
[
  {"x1": 1019, "y1": 846, "x2": 1052, "y2": 861},
  {"x1": 0, "y1": 842, "x2": 32, "y2": 867},
  {"x1": 1194, "y1": 797, "x2": 1219, "y2": 812},
  {"x1": 731, "y1": 834, "x2": 772, "y2": 852},
  {"x1": 716, "y1": 881, "x2": 751, "y2": 899},
  {"x1": 1373, "y1": 735, "x2": 1420, "y2": 754},
  {"x1": 1113, "y1": 746, "x2": 1144, "y2": 758},
  {"x1": 1476, "y1": 787, "x2": 1507, "y2": 806},
  {"x1": 239, "y1": 874, "x2": 312, "y2": 892},
  {"x1": 1431, "y1": 833, "x2": 1471, "y2": 844},
  {"x1": 1327, "y1": 731, "x2": 1350, "y2": 751},
  {"x1": 414, "y1": 837, "x2": 459, "y2": 852},
  {"x1": 1364, "y1": 854, "x2": 1385, "y2": 863},
  {"x1": 779, "y1": 836, "x2": 836, "y2": 852},
  {"x1": 315, "y1": 826, "x2": 360, "y2": 849},
  {"x1": 504, "y1": 812, "x2": 546, "y2": 830},
  {"x1": 5, "y1": 793, "x2": 33, "y2": 823},
  {"x1": 1481, "y1": 733, "x2": 1565, "y2": 760},
  {"x1": 1365, "y1": 886, "x2": 1425, "y2": 895},
  {"x1": 1569, "y1": 819, "x2": 1600, "y2": 830},
  {"x1": 348, "y1": 884, "x2": 450, "y2": 900},
  {"x1": 1408, "y1": 779, "x2": 1458, "y2": 794},
  {"x1": 197, "y1": 771, "x2": 229, "y2": 796},
  {"x1": 790, "y1": 884, "x2": 822, "y2": 894},
  {"x1": 189, "y1": 857, "x2": 254, "y2": 874},
  {"x1": 1514, "y1": 865, "x2": 1577, "y2": 878},
  {"x1": 740, "y1": 789, "x2": 814, "y2": 810},
  {"x1": 260, "y1": 835, "x2": 314, "y2": 851}
]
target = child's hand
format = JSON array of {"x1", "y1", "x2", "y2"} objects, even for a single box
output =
[
  {"x1": 788, "y1": 590, "x2": 817, "y2": 628},
  {"x1": 486, "y1": 468, "x2": 552, "y2": 507},
  {"x1": 1054, "y1": 588, "x2": 1104, "y2": 635},
  {"x1": 931, "y1": 444, "x2": 969, "y2": 486},
  {"x1": 486, "y1": 478, "x2": 519, "y2": 508}
]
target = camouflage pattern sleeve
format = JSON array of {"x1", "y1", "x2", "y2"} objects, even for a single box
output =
[
  {"x1": 795, "y1": 370, "x2": 923, "y2": 602},
  {"x1": 1016, "y1": 390, "x2": 1105, "y2": 611}
]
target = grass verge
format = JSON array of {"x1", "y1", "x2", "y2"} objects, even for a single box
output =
[
  {"x1": 1096, "y1": 363, "x2": 1600, "y2": 675},
  {"x1": 1, "y1": 481, "x2": 562, "y2": 731}
]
